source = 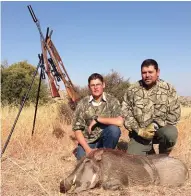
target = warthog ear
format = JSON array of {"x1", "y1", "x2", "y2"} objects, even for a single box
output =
[{"x1": 94, "y1": 149, "x2": 104, "y2": 161}]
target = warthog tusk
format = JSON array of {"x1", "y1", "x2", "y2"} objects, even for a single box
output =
[
  {"x1": 90, "y1": 173, "x2": 97, "y2": 186},
  {"x1": 72, "y1": 175, "x2": 77, "y2": 184}
]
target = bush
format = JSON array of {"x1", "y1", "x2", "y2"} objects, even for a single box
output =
[
  {"x1": 1, "y1": 61, "x2": 50, "y2": 106},
  {"x1": 104, "y1": 70, "x2": 130, "y2": 103}
]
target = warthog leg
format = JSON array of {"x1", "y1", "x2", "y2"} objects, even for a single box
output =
[{"x1": 102, "y1": 178, "x2": 123, "y2": 190}]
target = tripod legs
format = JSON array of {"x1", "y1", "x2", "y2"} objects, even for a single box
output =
[
  {"x1": 31, "y1": 68, "x2": 43, "y2": 136},
  {"x1": 1, "y1": 55, "x2": 44, "y2": 157}
]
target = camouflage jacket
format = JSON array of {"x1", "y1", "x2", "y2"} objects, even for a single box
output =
[
  {"x1": 72, "y1": 93, "x2": 122, "y2": 143},
  {"x1": 122, "y1": 79, "x2": 181, "y2": 132}
]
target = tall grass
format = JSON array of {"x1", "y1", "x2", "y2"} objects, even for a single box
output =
[{"x1": 1, "y1": 105, "x2": 191, "y2": 196}]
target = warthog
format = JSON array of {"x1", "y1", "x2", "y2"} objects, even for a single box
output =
[{"x1": 60, "y1": 149, "x2": 189, "y2": 193}]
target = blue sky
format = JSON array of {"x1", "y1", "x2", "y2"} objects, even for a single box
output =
[{"x1": 1, "y1": 1, "x2": 191, "y2": 96}]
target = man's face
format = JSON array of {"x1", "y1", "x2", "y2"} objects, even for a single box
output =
[
  {"x1": 89, "y1": 79, "x2": 105, "y2": 99},
  {"x1": 141, "y1": 65, "x2": 160, "y2": 87}
]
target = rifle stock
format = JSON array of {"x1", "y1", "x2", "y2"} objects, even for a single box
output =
[
  {"x1": 46, "y1": 38, "x2": 79, "y2": 102},
  {"x1": 41, "y1": 41, "x2": 60, "y2": 98}
]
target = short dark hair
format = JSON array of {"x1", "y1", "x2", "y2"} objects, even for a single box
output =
[
  {"x1": 88, "y1": 73, "x2": 104, "y2": 84},
  {"x1": 141, "y1": 59, "x2": 159, "y2": 71}
]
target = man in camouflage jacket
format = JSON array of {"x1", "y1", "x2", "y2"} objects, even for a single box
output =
[
  {"x1": 73, "y1": 73, "x2": 123, "y2": 160},
  {"x1": 122, "y1": 59, "x2": 181, "y2": 155}
]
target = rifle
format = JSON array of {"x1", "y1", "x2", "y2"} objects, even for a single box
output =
[{"x1": 27, "y1": 5, "x2": 79, "y2": 104}]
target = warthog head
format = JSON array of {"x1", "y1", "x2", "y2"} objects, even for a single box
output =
[{"x1": 60, "y1": 150, "x2": 103, "y2": 193}]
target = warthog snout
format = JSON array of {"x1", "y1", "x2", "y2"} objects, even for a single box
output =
[
  {"x1": 60, "y1": 149, "x2": 189, "y2": 193},
  {"x1": 60, "y1": 156, "x2": 101, "y2": 193}
]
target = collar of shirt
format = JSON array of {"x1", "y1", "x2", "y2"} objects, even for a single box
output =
[{"x1": 89, "y1": 92, "x2": 107, "y2": 106}]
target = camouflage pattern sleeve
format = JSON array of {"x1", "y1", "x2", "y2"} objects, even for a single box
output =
[
  {"x1": 121, "y1": 89, "x2": 139, "y2": 132},
  {"x1": 166, "y1": 86, "x2": 181, "y2": 125},
  {"x1": 111, "y1": 98, "x2": 122, "y2": 117},
  {"x1": 72, "y1": 100, "x2": 86, "y2": 131}
]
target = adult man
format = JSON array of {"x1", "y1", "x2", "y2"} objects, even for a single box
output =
[
  {"x1": 73, "y1": 73, "x2": 123, "y2": 160},
  {"x1": 122, "y1": 59, "x2": 181, "y2": 155}
]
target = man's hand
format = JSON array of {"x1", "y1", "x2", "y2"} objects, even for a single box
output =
[
  {"x1": 138, "y1": 123, "x2": 156, "y2": 140},
  {"x1": 88, "y1": 119, "x2": 97, "y2": 135},
  {"x1": 85, "y1": 147, "x2": 98, "y2": 156}
]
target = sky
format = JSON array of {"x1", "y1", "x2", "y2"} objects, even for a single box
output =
[{"x1": 1, "y1": 1, "x2": 191, "y2": 96}]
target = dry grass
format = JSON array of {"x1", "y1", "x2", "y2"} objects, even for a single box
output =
[{"x1": 1, "y1": 105, "x2": 191, "y2": 196}]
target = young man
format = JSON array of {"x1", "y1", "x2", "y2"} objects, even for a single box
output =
[
  {"x1": 73, "y1": 73, "x2": 123, "y2": 160},
  {"x1": 122, "y1": 59, "x2": 181, "y2": 155}
]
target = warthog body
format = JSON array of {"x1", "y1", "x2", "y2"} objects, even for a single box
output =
[{"x1": 60, "y1": 149, "x2": 189, "y2": 193}]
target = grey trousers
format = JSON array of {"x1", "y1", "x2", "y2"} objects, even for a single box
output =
[{"x1": 127, "y1": 124, "x2": 178, "y2": 155}]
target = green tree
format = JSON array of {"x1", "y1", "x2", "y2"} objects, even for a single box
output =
[{"x1": 1, "y1": 61, "x2": 50, "y2": 106}]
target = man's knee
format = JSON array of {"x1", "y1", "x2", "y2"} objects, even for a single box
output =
[
  {"x1": 155, "y1": 125, "x2": 178, "y2": 153},
  {"x1": 76, "y1": 145, "x2": 86, "y2": 160},
  {"x1": 107, "y1": 125, "x2": 121, "y2": 138},
  {"x1": 157, "y1": 125, "x2": 178, "y2": 143},
  {"x1": 127, "y1": 138, "x2": 151, "y2": 155}
]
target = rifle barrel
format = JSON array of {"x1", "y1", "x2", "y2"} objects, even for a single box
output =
[{"x1": 27, "y1": 5, "x2": 38, "y2": 23}]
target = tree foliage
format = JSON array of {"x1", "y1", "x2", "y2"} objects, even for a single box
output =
[{"x1": 1, "y1": 61, "x2": 50, "y2": 106}]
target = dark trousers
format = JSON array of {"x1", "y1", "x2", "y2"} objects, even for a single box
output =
[
  {"x1": 76, "y1": 125, "x2": 121, "y2": 160},
  {"x1": 127, "y1": 125, "x2": 178, "y2": 155}
]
